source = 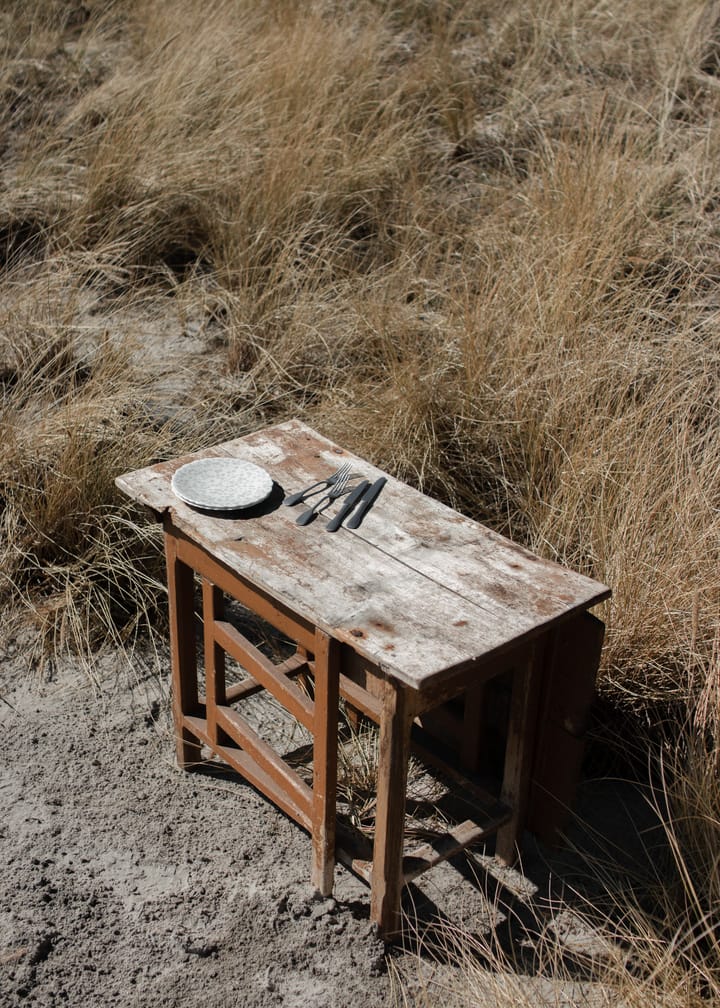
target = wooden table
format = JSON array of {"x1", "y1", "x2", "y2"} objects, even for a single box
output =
[{"x1": 116, "y1": 420, "x2": 610, "y2": 938}]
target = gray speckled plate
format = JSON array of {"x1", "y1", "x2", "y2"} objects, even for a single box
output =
[{"x1": 171, "y1": 457, "x2": 273, "y2": 511}]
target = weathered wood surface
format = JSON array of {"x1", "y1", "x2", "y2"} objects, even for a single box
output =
[
  {"x1": 311, "y1": 631, "x2": 340, "y2": 896},
  {"x1": 213, "y1": 619, "x2": 314, "y2": 730},
  {"x1": 214, "y1": 705, "x2": 313, "y2": 820},
  {"x1": 223, "y1": 653, "x2": 308, "y2": 705},
  {"x1": 164, "y1": 535, "x2": 202, "y2": 767},
  {"x1": 335, "y1": 808, "x2": 513, "y2": 888},
  {"x1": 202, "y1": 579, "x2": 225, "y2": 746},
  {"x1": 370, "y1": 680, "x2": 416, "y2": 938},
  {"x1": 117, "y1": 420, "x2": 609, "y2": 691}
]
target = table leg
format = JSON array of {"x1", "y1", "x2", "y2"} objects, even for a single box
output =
[
  {"x1": 311, "y1": 631, "x2": 340, "y2": 896},
  {"x1": 460, "y1": 681, "x2": 487, "y2": 774},
  {"x1": 370, "y1": 680, "x2": 414, "y2": 940},
  {"x1": 202, "y1": 578, "x2": 225, "y2": 747},
  {"x1": 527, "y1": 613, "x2": 604, "y2": 843},
  {"x1": 164, "y1": 532, "x2": 201, "y2": 769},
  {"x1": 495, "y1": 642, "x2": 543, "y2": 865}
]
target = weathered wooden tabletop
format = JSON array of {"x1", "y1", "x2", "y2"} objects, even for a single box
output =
[{"x1": 116, "y1": 419, "x2": 610, "y2": 690}]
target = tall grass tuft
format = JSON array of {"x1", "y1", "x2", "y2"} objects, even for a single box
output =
[
  {"x1": 395, "y1": 705, "x2": 720, "y2": 1006},
  {"x1": 0, "y1": 264, "x2": 242, "y2": 657}
]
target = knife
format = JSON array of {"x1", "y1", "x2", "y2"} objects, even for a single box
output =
[
  {"x1": 324, "y1": 479, "x2": 370, "y2": 533},
  {"x1": 345, "y1": 477, "x2": 387, "y2": 530}
]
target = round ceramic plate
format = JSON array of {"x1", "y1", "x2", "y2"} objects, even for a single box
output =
[{"x1": 171, "y1": 457, "x2": 274, "y2": 511}]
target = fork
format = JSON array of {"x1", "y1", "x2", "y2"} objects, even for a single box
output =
[
  {"x1": 295, "y1": 469, "x2": 352, "y2": 525},
  {"x1": 283, "y1": 462, "x2": 352, "y2": 507}
]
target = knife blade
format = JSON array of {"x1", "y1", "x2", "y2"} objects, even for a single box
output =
[
  {"x1": 324, "y1": 479, "x2": 370, "y2": 533},
  {"x1": 345, "y1": 477, "x2": 386, "y2": 530}
]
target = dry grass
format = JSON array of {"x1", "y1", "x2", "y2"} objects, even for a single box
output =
[
  {"x1": 0, "y1": 263, "x2": 243, "y2": 656},
  {"x1": 1, "y1": 0, "x2": 719, "y2": 1000},
  {"x1": 395, "y1": 696, "x2": 720, "y2": 1007}
]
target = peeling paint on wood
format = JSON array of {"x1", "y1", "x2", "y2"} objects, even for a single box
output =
[
  {"x1": 116, "y1": 420, "x2": 611, "y2": 940},
  {"x1": 116, "y1": 419, "x2": 609, "y2": 692}
]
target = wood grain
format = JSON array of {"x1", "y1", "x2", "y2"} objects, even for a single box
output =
[
  {"x1": 118, "y1": 421, "x2": 612, "y2": 940},
  {"x1": 164, "y1": 533, "x2": 202, "y2": 768},
  {"x1": 117, "y1": 420, "x2": 609, "y2": 691},
  {"x1": 311, "y1": 630, "x2": 340, "y2": 896}
]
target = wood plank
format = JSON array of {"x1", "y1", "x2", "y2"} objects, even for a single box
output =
[
  {"x1": 338, "y1": 672, "x2": 382, "y2": 723},
  {"x1": 117, "y1": 420, "x2": 609, "y2": 691},
  {"x1": 214, "y1": 706, "x2": 312, "y2": 820},
  {"x1": 224, "y1": 647, "x2": 381, "y2": 722},
  {"x1": 202, "y1": 579, "x2": 225, "y2": 745},
  {"x1": 235, "y1": 421, "x2": 610, "y2": 616},
  {"x1": 336, "y1": 810, "x2": 513, "y2": 888},
  {"x1": 311, "y1": 631, "x2": 340, "y2": 896},
  {"x1": 349, "y1": 480, "x2": 609, "y2": 625},
  {"x1": 527, "y1": 612, "x2": 605, "y2": 843},
  {"x1": 174, "y1": 530, "x2": 317, "y2": 652},
  {"x1": 410, "y1": 644, "x2": 530, "y2": 713},
  {"x1": 461, "y1": 681, "x2": 486, "y2": 774},
  {"x1": 164, "y1": 534, "x2": 202, "y2": 768},
  {"x1": 335, "y1": 809, "x2": 376, "y2": 884},
  {"x1": 215, "y1": 745, "x2": 311, "y2": 832},
  {"x1": 336, "y1": 848, "x2": 373, "y2": 885},
  {"x1": 370, "y1": 681, "x2": 415, "y2": 938},
  {"x1": 224, "y1": 653, "x2": 308, "y2": 703},
  {"x1": 402, "y1": 816, "x2": 510, "y2": 884},
  {"x1": 214, "y1": 620, "x2": 314, "y2": 730},
  {"x1": 495, "y1": 642, "x2": 544, "y2": 865},
  {"x1": 212, "y1": 529, "x2": 538, "y2": 690},
  {"x1": 183, "y1": 714, "x2": 311, "y2": 830},
  {"x1": 354, "y1": 456, "x2": 606, "y2": 632}
]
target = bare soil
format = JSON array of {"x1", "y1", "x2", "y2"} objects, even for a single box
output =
[
  {"x1": 0, "y1": 631, "x2": 663, "y2": 1008},
  {"x1": 0, "y1": 646, "x2": 393, "y2": 1008}
]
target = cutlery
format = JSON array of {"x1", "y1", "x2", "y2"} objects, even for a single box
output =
[
  {"x1": 325, "y1": 479, "x2": 370, "y2": 533},
  {"x1": 283, "y1": 462, "x2": 351, "y2": 506},
  {"x1": 295, "y1": 469, "x2": 352, "y2": 525},
  {"x1": 345, "y1": 477, "x2": 387, "y2": 529}
]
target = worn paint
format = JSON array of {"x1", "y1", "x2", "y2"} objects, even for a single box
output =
[
  {"x1": 116, "y1": 420, "x2": 610, "y2": 691},
  {"x1": 116, "y1": 422, "x2": 611, "y2": 940}
]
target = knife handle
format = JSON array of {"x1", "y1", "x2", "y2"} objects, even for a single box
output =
[
  {"x1": 345, "y1": 477, "x2": 386, "y2": 529},
  {"x1": 325, "y1": 480, "x2": 370, "y2": 533}
]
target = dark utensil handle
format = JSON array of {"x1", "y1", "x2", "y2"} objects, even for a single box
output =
[
  {"x1": 283, "y1": 480, "x2": 325, "y2": 506},
  {"x1": 325, "y1": 480, "x2": 370, "y2": 533},
  {"x1": 346, "y1": 477, "x2": 386, "y2": 529},
  {"x1": 296, "y1": 497, "x2": 327, "y2": 525}
]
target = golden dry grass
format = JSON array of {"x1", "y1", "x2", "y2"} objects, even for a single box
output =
[
  {"x1": 1, "y1": 0, "x2": 719, "y2": 1001},
  {"x1": 393, "y1": 684, "x2": 720, "y2": 1006}
]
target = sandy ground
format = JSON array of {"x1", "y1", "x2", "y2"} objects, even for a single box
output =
[
  {"x1": 0, "y1": 629, "x2": 662, "y2": 1008},
  {"x1": 0, "y1": 644, "x2": 393, "y2": 1008}
]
